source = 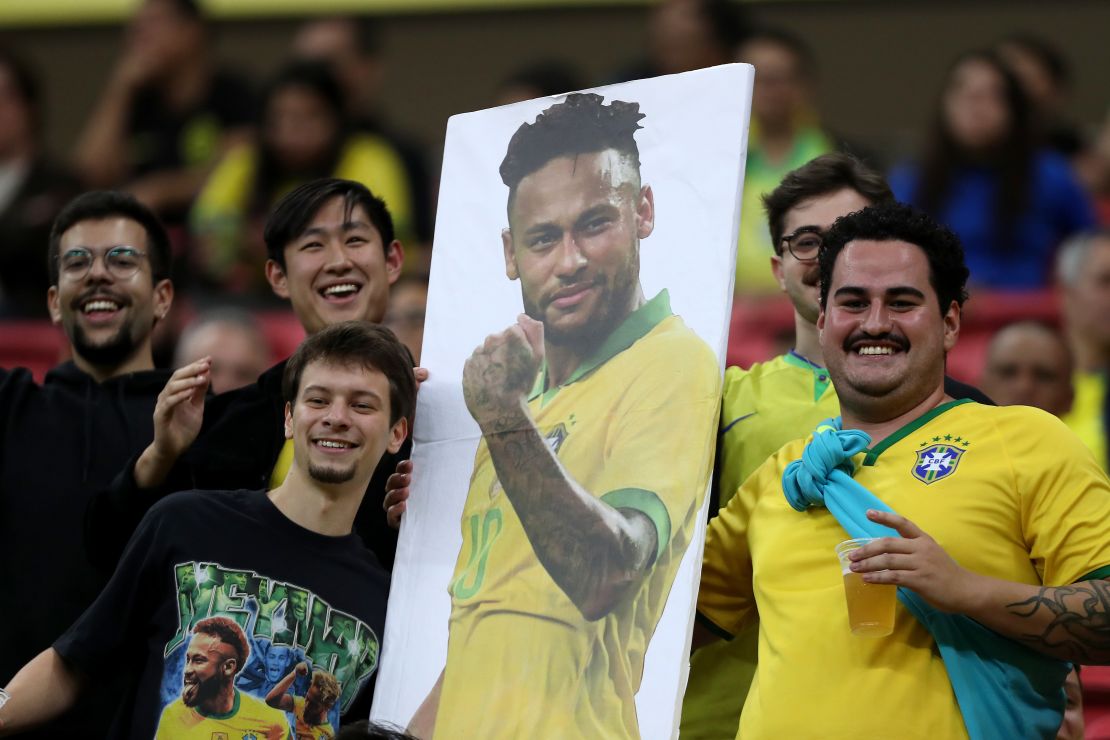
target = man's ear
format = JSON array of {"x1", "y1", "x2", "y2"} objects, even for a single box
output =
[
  {"x1": 152, "y1": 279, "x2": 174, "y2": 324},
  {"x1": 942, "y1": 300, "x2": 961, "y2": 352},
  {"x1": 816, "y1": 308, "x2": 826, "y2": 332},
  {"x1": 47, "y1": 286, "x2": 61, "y2": 325},
  {"x1": 385, "y1": 239, "x2": 404, "y2": 285},
  {"x1": 502, "y1": 228, "x2": 518, "y2": 281},
  {"x1": 284, "y1": 402, "x2": 293, "y2": 440},
  {"x1": 770, "y1": 255, "x2": 786, "y2": 291},
  {"x1": 221, "y1": 658, "x2": 237, "y2": 678},
  {"x1": 636, "y1": 185, "x2": 655, "y2": 239},
  {"x1": 266, "y1": 260, "x2": 290, "y2": 299},
  {"x1": 387, "y1": 416, "x2": 408, "y2": 454}
]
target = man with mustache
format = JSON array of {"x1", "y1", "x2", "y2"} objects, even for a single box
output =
[
  {"x1": 0, "y1": 190, "x2": 174, "y2": 739},
  {"x1": 408, "y1": 93, "x2": 721, "y2": 738},
  {"x1": 695, "y1": 203, "x2": 1110, "y2": 737},
  {"x1": 158, "y1": 617, "x2": 287, "y2": 739},
  {"x1": 682, "y1": 153, "x2": 992, "y2": 739}
]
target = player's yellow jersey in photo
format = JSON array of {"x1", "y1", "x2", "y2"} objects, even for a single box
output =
[
  {"x1": 292, "y1": 695, "x2": 335, "y2": 739},
  {"x1": 436, "y1": 291, "x2": 721, "y2": 739},
  {"x1": 699, "y1": 400, "x2": 1110, "y2": 740},
  {"x1": 155, "y1": 689, "x2": 289, "y2": 739}
]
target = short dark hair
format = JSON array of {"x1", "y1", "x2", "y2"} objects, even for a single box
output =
[
  {"x1": 282, "y1": 321, "x2": 416, "y2": 425},
  {"x1": 48, "y1": 191, "x2": 172, "y2": 284},
  {"x1": 263, "y1": 178, "x2": 395, "y2": 269},
  {"x1": 499, "y1": 93, "x2": 645, "y2": 197},
  {"x1": 192, "y1": 616, "x2": 249, "y2": 670},
  {"x1": 818, "y1": 202, "x2": 969, "y2": 313},
  {"x1": 762, "y1": 153, "x2": 894, "y2": 254}
]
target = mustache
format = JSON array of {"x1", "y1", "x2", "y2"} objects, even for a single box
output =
[{"x1": 842, "y1": 331, "x2": 909, "y2": 352}]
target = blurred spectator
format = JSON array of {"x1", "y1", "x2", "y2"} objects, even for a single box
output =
[
  {"x1": 73, "y1": 0, "x2": 253, "y2": 227},
  {"x1": 979, "y1": 321, "x2": 1073, "y2": 416},
  {"x1": 890, "y1": 50, "x2": 1095, "y2": 289},
  {"x1": 0, "y1": 49, "x2": 80, "y2": 318},
  {"x1": 384, "y1": 274, "x2": 427, "y2": 365},
  {"x1": 996, "y1": 34, "x2": 1081, "y2": 158},
  {"x1": 1057, "y1": 229, "x2": 1110, "y2": 470},
  {"x1": 494, "y1": 61, "x2": 586, "y2": 106},
  {"x1": 611, "y1": 0, "x2": 749, "y2": 82},
  {"x1": 335, "y1": 720, "x2": 419, "y2": 740},
  {"x1": 735, "y1": 29, "x2": 833, "y2": 293},
  {"x1": 190, "y1": 61, "x2": 413, "y2": 301},
  {"x1": 173, "y1": 307, "x2": 270, "y2": 393},
  {"x1": 292, "y1": 15, "x2": 434, "y2": 247}
]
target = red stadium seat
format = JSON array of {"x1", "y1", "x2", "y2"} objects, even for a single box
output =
[
  {"x1": 253, "y1": 310, "x2": 305, "y2": 364},
  {"x1": 0, "y1": 320, "x2": 68, "y2": 382}
]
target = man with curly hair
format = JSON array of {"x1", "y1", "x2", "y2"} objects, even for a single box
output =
[
  {"x1": 408, "y1": 93, "x2": 721, "y2": 739},
  {"x1": 695, "y1": 202, "x2": 1110, "y2": 738},
  {"x1": 266, "y1": 661, "x2": 341, "y2": 739}
]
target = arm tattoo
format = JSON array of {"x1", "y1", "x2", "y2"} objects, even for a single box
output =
[
  {"x1": 1006, "y1": 579, "x2": 1110, "y2": 662},
  {"x1": 484, "y1": 423, "x2": 657, "y2": 620}
]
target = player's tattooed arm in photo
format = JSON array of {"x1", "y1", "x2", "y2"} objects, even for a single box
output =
[
  {"x1": 463, "y1": 316, "x2": 658, "y2": 621},
  {"x1": 1003, "y1": 580, "x2": 1110, "y2": 664}
]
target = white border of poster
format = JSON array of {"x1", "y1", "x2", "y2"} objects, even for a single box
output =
[{"x1": 373, "y1": 63, "x2": 752, "y2": 738}]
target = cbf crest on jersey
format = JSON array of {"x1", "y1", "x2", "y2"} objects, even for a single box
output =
[{"x1": 912, "y1": 439, "x2": 967, "y2": 484}]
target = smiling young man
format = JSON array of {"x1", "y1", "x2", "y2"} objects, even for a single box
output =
[
  {"x1": 85, "y1": 178, "x2": 410, "y2": 572},
  {"x1": 0, "y1": 321, "x2": 414, "y2": 738},
  {"x1": 406, "y1": 93, "x2": 721, "y2": 739},
  {"x1": 0, "y1": 190, "x2": 174, "y2": 740},
  {"x1": 695, "y1": 203, "x2": 1110, "y2": 738}
]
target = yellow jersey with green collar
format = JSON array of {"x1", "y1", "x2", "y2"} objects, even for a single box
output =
[
  {"x1": 292, "y1": 695, "x2": 335, "y2": 739},
  {"x1": 435, "y1": 291, "x2": 721, "y2": 739},
  {"x1": 699, "y1": 400, "x2": 1110, "y2": 740},
  {"x1": 155, "y1": 689, "x2": 289, "y2": 739},
  {"x1": 681, "y1": 351, "x2": 836, "y2": 740}
]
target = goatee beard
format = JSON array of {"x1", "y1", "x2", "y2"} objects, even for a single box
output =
[{"x1": 71, "y1": 324, "x2": 139, "y2": 368}]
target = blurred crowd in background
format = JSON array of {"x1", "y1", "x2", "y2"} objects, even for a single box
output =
[{"x1": 1, "y1": 0, "x2": 1108, "y2": 397}]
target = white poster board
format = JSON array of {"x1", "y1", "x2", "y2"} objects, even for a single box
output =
[{"x1": 373, "y1": 63, "x2": 752, "y2": 739}]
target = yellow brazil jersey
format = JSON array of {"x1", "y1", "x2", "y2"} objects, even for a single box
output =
[
  {"x1": 1063, "y1": 370, "x2": 1108, "y2": 472},
  {"x1": 155, "y1": 689, "x2": 290, "y2": 739},
  {"x1": 292, "y1": 695, "x2": 335, "y2": 739},
  {"x1": 698, "y1": 400, "x2": 1110, "y2": 740},
  {"x1": 681, "y1": 351, "x2": 836, "y2": 740},
  {"x1": 434, "y1": 291, "x2": 721, "y2": 740}
]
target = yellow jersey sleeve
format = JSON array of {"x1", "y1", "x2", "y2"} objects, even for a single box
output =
[
  {"x1": 1007, "y1": 407, "x2": 1110, "y2": 585},
  {"x1": 697, "y1": 454, "x2": 769, "y2": 637},
  {"x1": 592, "y1": 324, "x2": 720, "y2": 562}
]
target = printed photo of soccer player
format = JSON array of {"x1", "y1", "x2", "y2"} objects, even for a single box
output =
[
  {"x1": 157, "y1": 616, "x2": 288, "y2": 739},
  {"x1": 375, "y1": 66, "x2": 752, "y2": 740},
  {"x1": 267, "y1": 661, "x2": 342, "y2": 739}
]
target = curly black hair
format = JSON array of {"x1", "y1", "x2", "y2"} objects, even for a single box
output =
[
  {"x1": 818, "y1": 202, "x2": 969, "y2": 314},
  {"x1": 499, "y1": 92, "x2": 645, "y2": 194}
]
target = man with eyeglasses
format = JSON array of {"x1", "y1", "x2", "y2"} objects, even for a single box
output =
[
  {"x1": 0, "y1": 190, "x2": 175, "y2": 739},
  {"x1": 681, "y1": 153, "x2": 992, "y2": 739}
]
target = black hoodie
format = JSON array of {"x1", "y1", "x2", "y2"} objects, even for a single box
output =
[{"x1": 0, "y1": 360, "x2": 170, "y2": 737}]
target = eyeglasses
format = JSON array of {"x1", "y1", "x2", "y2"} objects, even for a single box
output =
[
  {"x1": 780, "y1": 227, "x2": 824, "y2": 262},
  {"x1": 58, "y1": 246, "x2": 148, "y2": 281}
]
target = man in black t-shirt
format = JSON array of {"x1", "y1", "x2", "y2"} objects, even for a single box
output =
[{"x1": 0, "y1": 321, "x2": 415, "y2": 738}]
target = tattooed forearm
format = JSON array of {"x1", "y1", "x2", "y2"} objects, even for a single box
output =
[
  {"x1": 483, "y1": 418, "x2": 658, "y2": 621},
  {"x1": 1004, "y1": 579, "x2": 1110, "y2": 663}
]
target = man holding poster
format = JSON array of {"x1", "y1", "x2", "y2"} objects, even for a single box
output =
[{"x1": 409, "y1": 93, "x2": 721, "y2": 739}]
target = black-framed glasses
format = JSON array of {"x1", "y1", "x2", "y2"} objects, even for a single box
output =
[
  {"x1": 58, "y1": 246, "x2": 148, "y2": 280},
  {"x1": 780, "y1": 227, "x2": 824, "y2": 262}
]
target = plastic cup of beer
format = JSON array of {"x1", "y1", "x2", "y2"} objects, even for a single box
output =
[{"x1": 835, "y1": 538, "x2": 896, "y2": 637}]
